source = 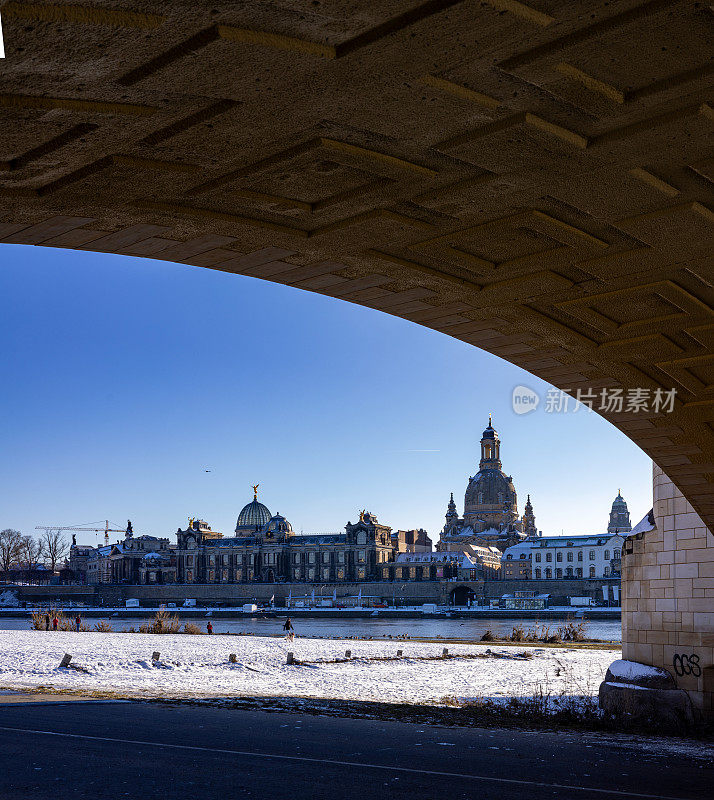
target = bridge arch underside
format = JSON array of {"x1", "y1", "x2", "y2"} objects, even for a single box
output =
[{"x1": 2, "y1": 2, "x2": 714, "y2": 525}]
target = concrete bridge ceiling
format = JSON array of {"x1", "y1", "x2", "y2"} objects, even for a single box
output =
[{"x1": 2, "y1": 0, "x2": 714, "y2": 525}]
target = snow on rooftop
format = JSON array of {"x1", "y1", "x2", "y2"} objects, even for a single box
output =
[
  {"x1": 629, "y1": 511, "x2": 656, "y2": 537},
  {"x1": 396, "y1": 552, "x2": 453, "y2": 563}
]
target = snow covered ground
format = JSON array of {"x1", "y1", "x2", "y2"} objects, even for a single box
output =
[{"x1": 0, "y1": 630, "x2": 618, "y2": 706}]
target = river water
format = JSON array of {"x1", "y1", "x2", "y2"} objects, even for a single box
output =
[{"x1": 0, "y1": 615, "x2": 622, "y2": 642}]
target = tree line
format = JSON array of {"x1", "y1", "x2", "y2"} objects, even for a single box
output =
[{"x1": 0, "y1": 528, "x2": 70, "y2": 580}]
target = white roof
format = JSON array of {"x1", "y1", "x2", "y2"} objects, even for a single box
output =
[
  {"x1": 506, "y1": 533, "x2": 625, "y2": 555},
  {"x1": 396, "y1": 553, "x2": 451, "y2": 563},
  {"x1": 629, "y1": 511, "x2": 655, "y2": 537},
  {"x1": 395, "y1": 551, "x2": 481, "y2": 568}
]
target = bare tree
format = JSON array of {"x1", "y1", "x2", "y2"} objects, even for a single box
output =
[
  {"x1": 0, "y1": 529, "x2": 22, "y2": 576},
  {"x1": 41, "y1": 529, "x2": 69, "y2": 573},
  {"x1": 20, "y1": 535, "x2": 45, "y2": 584}
]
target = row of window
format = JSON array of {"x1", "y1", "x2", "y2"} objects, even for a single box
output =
[
  {"x1": 527, "y1": 549, "x2": 620, "y2": 563},
  {"x1": 186, "y1": 569, "x2": 255, "y2": 582},
  {"x1": 292, "y1": 567, "x2": 358, "y2": 581},
  {"x1": 533, "y1": 566, "x2": 612, "y2": 578},
  {"x1": 381, "y1": 565, "x2": 477, "y2": 580},
  {"x1": 186, "y1": 567, "x2": 381, "y2": 583},
  {"x1": 292, "y1": 551, "x2": 357, "y2": 564},
  {"x1": 183, "y1": 550, "x2": 378, "y2": 568},
  {"x1": 184, "y1": 554, "x2": 256, "y2": 567}
]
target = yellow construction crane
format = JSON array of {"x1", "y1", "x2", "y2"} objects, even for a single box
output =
[{"x1": 35, "y1": 520, "x2": 128, "y2": 546}]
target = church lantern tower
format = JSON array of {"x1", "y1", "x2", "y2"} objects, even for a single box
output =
[
  {"x1": 523, "y1": 494, "x2": 537, "y2": 537},
  {"x1": 444, "y1": 492, "x2": 458, "y2": 529},
  {"x1": 608, "y1": 491, "x2": 632, "y2": 534},
  {"x1": 479, "y1": 414, "x2": 502, "y2": 470}
]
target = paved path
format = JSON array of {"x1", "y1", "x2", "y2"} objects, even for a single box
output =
[
  {"x1": 0, "y1": 690, "x2": 112, "y2": 704},
  {"x1": 0, "y1": 699, "x2": 711, "y2": 799}
]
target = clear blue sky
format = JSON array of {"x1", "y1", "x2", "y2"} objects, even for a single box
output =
[{"x1": 0, "y1": 244, "x2": 652, "y2": 547}]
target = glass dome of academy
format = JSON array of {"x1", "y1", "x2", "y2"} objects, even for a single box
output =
[
  {"x1": 438, "y1": 417, "x2": 536, "y2": 553},
  {"x1": 174, "y1": 488, "x2": 398, "y2": 585},
  {"x1": 235, "y1": 485, "x2": 272, "y2": 533}
]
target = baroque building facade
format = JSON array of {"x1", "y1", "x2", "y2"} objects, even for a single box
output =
[
  {"x1": 438, "y1": 418, "x2": 534, "y2": 554},
  {"x1": 381, "y1": 545, "x2": 501, "y2": 582},
  {"x1": 175, "y1": 490, "x2": 397, "y2": 584},
  {"x1": 71, "y1": 531, "x2": 176, "y2": 585},
  {"x1": 69, "y1": 489, "x2": 500, "y2": 586}
]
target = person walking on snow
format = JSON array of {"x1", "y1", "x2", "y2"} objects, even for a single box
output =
[
  {"x1": 206, "y1": 621, "x2": 213, "y2": 634},
  {"x1": 283, "y1": 617, "x2": 294, "y2": 643},
  {"x1": 44, "y1": 613, "x2": 50, "y2": 631},
  {"x1": 75, "y1": 615, "x2": 81, "y2": 632},
  {"x1": 52, "y1": 616, "x2": 58, "y2": 631}
]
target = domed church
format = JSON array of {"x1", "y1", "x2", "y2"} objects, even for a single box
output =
[{"x1": 438, "y1": 417, "x2": 536, "y2": 553}]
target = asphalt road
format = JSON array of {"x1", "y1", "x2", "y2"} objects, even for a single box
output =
[{"x1": 0, "y1": 700, "x2": 711, "y2": 800}]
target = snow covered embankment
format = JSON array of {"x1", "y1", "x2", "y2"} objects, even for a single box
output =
[{"x1": 0, "y1": 631, "x2": 618, "y2": 706}]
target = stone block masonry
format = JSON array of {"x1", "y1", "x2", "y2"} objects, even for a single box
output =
[{"x1": 621, "y1": 464, "x2": 714, "y2": 718}]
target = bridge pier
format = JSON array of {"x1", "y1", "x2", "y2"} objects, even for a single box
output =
[{"x1": 602, "y1": 465, "x2": 714, "y2": 721}]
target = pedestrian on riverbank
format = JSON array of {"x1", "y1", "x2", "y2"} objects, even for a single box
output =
[
  {"x1": 75, "y1": 615, "x2": 81, "y2": 632},
  {"x1": 52, "y1": 616, "x2": 58, "y2": 631},
  {"x1": 207, "y1": 621, "x2": 213, "y2": 635},
  {"x1": 44, "y1": 613, "x2": 50, "y2": 631},
  {"x1": 283, "y1": 618, "x2": 294, "y2": 643}
]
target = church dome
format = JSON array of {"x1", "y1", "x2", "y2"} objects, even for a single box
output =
[
  {"x1": 236, "y1": 497, "x2": 271, "y2": 531},
  {"x1": 265, "y1": 513, "x2": 292, "y2": 535},
  {"x1": 465, "y1": 469, "x2": 517, "y2": 509}
]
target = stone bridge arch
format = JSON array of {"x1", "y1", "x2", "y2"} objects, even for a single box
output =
[
  {"x1": 449, "y1": 584, "x2": 479, "y2": 606},
  {"x1": 1, "y1": 2, "x2": 713, "y2": 526}
]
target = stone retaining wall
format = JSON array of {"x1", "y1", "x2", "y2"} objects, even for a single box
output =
[
  {"x1": 92, "y1": 582, "x2": 446, "y2": 606},
  {"x1": 11, "y1": 576, "x2": 620, "y2": 607}
]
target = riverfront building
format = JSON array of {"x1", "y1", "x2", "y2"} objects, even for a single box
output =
[
  {"x1": 70, "y1": 485, "x2": 498, "y2": 585},
  {"x1": 67, "y1": 427, "x2": 632, "y2": 589},
  {"x1": 501, "y1": 492, "x2": 631, "y2": 579},
  {"x1": 175, "y1": 498, "x2": 396, "y2": 585},
  {"x1": 381, "y1": 546, "x2": 501, "y2": 582},
  {"x1": 80, "y1": 533, "x2": 176, "y2": 585}
]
